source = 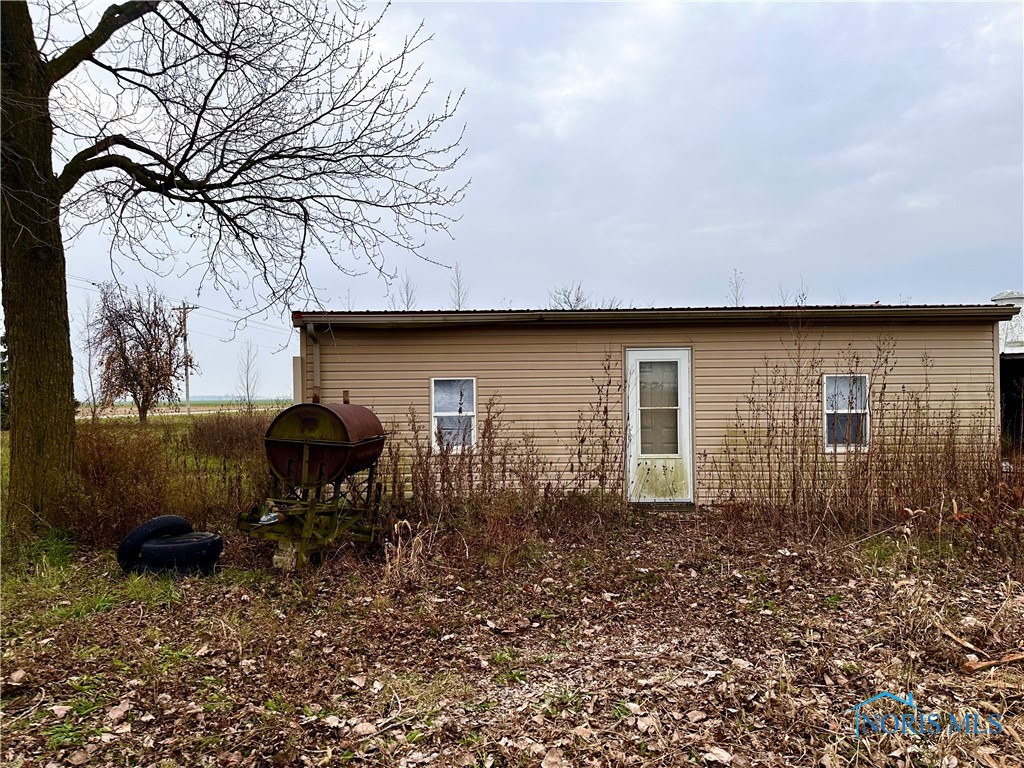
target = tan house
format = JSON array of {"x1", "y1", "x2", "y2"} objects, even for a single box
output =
[{"x1": 291, "y1": 304, "x2": 1019, "y2": 504}]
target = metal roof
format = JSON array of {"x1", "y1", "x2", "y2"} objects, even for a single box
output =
[{"x1": 293, "y1": 303, "x2": 1020, "y2": 329}]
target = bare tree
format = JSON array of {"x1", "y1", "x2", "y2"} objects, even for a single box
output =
[
  {"x1": 448, "y1": 262, "x2": 470, "y2": 310},
  {"x1": 728, "y1": 268, "x2": 746, "y2": 307},
  {"x1": 548, "y1": 282, "x2": 621, "y2": 310},
  {"x1": 387, "y1": 271, "x2": 418, "y2": 311},
  {"x1": 548, "y1": 282, "x2": 592, "y2": 310},
  {"x1": 77, "y1": 296, "x2": 103, "y2": 421},
  {"x1": 93, "y1": 284, "x2": 186, "y2": 423},
  {"x1": 1, "y1": 1, "x2": 464, "y2": 530},
  {"x1": 236, "y1": 340, "x2": 262, "y2": 414}
]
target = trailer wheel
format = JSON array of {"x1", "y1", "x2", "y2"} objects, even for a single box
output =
[
  {"x1": 140, "y1": 532, "x2": 224, "y2": 574},
  {"x1": 117, "y1": 515, "x2": 193, "y2": 573}
]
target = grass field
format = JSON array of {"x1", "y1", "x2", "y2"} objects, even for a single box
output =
[
  {"x1": 1, "y1": 518, "x2": 1021, "y2": 767},
  {"x1": 78, "y1": 399, "x2": 287, "y2": 420}
]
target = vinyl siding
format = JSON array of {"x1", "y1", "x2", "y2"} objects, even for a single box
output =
[{"x1": 302, "y1": 320, "x2": 999, "y2": 496}]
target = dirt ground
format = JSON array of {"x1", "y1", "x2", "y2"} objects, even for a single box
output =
[{"x1": 2, "y1": 516, "x2": 1022, "y2": 767}]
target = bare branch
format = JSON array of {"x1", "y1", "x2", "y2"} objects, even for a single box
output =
[
  {"x1": 46, "y1": 1, "x2": 159, "y2": 86},
  {"x1": 448, "y1": 261, "x2": 469, "y2": 310},
  {"x1": 387, "y1": 270, "x2": 418, "y2": 311},
  {"x1": 48, "y1": 0, "x2": 466, "y2": 315},
  {"x1": 548, "y1": 282, "x2": 592, "y2": 310}
]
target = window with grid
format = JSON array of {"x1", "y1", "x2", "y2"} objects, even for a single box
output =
[
  {"x1": 431, "y1": 378, "x2": 475, "y2": 449},
  {"x1": 638, "y1": 360, "x2": 680, "y2": 455},
  {"x1": 824, "y1": 374, "x2": 869, "y2": 449}
]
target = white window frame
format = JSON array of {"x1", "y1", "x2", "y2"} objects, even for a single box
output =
[
  {"x1": 823, "y1": 373, "x2": 870, "y2": 452},
  {"x1": 430, "y1": 377, "x2": 477, "y2": 451}
]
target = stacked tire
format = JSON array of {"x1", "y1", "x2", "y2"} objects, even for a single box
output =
[{"x1": 117, "y1": 516, "x2": 223, "y2": 576}]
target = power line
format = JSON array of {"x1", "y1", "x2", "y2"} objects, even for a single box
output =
[
  {"x1": 190, "y1": 329, "x2": 290, "y2": 351},
  {"x1": 66, "y1": 274, "x2": 293, "y2": 336}
]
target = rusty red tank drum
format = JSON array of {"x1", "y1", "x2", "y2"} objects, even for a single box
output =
[{"x1": 264, "y1": 403, "x2": 385, "y2": 486}]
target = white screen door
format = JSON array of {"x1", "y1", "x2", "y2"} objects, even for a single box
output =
[{"x1": 625, "y1": 348, "x2": 692, "y2": 502}]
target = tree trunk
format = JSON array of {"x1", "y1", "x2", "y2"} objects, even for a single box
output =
[{"x1": 1, "y1": 2, "x2": 76, "y2": 537}]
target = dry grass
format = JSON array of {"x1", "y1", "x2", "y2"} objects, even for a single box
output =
[
  {"x1": 698, "y1": 326, "x2": 1024, "y2": 566},
  {"x1": 376, "y1": 365, "x2": 631, "y2": 567}
]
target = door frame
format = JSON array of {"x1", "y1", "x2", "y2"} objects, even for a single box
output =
[{"x1": 624, "y1": 346, "x2": 694, "y2": 503}]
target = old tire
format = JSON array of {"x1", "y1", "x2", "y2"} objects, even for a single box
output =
[
  {"x1": 117, "y1": 515, "x2": 193, "y2": 573},
  {"x1": 140, "y1": 532, "x2": 223, "y2": 575}
]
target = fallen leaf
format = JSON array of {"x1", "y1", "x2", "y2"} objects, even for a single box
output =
[
  {"x1": 51, "y1": 705, "x2": 72, "y2": 718},
  {"x1": 106, "y1": 700, "x2": 131, "y2": 722},
  {"x1": 349, "y1": 675, "x2": 367, "y2": 689},
  {"x1": 69, "y1": 752, "x2": 88, "y2": 766},
  {"x1": 703, "y1": 747, "x2": 733, "y2": 765},
  {"x1": 636, "y1": 715, "x2": 657, "y2": 733},
  {"x1": 8, "y1": 669, "x2": 26, "y2": 684},
  {"x1": 541, "y1": 748, "x2": 564, "y2": 768},
  {"x1": 352, "y1": 721, "x2": 377, "y2": 736}
]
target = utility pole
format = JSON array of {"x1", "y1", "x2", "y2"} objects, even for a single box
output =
[{"x1": 177, "y1": 303, "x2": 199, "y2": 415}]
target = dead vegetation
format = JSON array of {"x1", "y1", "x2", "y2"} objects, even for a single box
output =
[
  {"x1": 701, "y1": 328, "x2": 1024, "y2": 563},
  {"x1": 3, "y1": 338, "x2": 1023, "y2": 765},
  {"x1": 1, "y1": 517, "x2": 1021, "y2": 767}
]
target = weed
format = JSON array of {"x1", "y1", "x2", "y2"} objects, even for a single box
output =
[
  {"x1": 539, "y1": 685, "x2": 585, "y2": 716},
  {"x1": 45, "y1": 721, "x2": 89, "y2": 750},
  {"x1": 67, "y1": 675, "x2": 105, "y2": 694},
  {"x1": 122, "y1": 573, "x2": 183, "y2": 607},
  {"x1": 492, "y1": 646, "x2": 518, "y2": 667},
  {"x1": 263, "y1": 693, "x2": 293, "y2": 714},
  {"x1": 838, "y1": 661, "x2": 861, "y2": 676},
  {"x1": 156, "y1": 643, "x2": 195, "y2": 672},
  {"x1": 612, "y1": 700, "x2": 634, "y2": 720},
  {"x1": 23, "y1": 529, "x2": 76, "y2": 570},
  {"x1": 52, "y1": 591, "x2": 116, "y2": 620}
]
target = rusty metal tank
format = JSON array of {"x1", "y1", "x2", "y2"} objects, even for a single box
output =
[{"x1": 264, "y1": 403, "x2": 385, "y2": 487}]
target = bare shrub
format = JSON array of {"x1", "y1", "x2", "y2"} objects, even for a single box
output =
[
  {"x1": 176, "y1": 412, "x2": 274, "y2": 530},
  {"x1": 58, "y1": 422, "x2": 178, "y2": 546},
  {"x1": 183, "y1": 410, "x2": 271, "y2": 461},
  {"x1": 54, "y1": 412, "x2": 275, "y2": 548},
  {"x1": 379, "y1": 370, "x2": 630, "y2": 567},
  {"x1": 702, "y1": 322, "x2": 1020, "y2": 562}
]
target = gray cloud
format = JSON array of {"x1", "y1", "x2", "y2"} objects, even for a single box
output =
[{"x1": 37, "y1": 1, "x2": 1024, "y2": 396}]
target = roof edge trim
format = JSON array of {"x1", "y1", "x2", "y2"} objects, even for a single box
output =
[{"x1": 292, "y1": 305, "x2": 1020, "y2": 329}]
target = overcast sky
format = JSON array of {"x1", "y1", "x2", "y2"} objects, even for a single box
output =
[{"x1": 41, "y1": 1, "x2": 1024, "y2": 398}]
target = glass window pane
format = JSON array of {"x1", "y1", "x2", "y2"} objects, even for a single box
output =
[
  {"x1": 639, "y1": 361, "x2": 678, "y2": 408},
  {"x1": 826, "y1": 375, "x2": 867, "y2": 411},
  {"x1": 640, "y1": 408, "x2": 678, "y2": 454},
  {"x1": 435, "y1": 415, "x2": 474, "y2": 447},
  {"x1": 826, "y1": 413, "x2": 867, "y2": 446},
  {"x1": 434, "y1": 379, "x2": 474, "y2": 413}
]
